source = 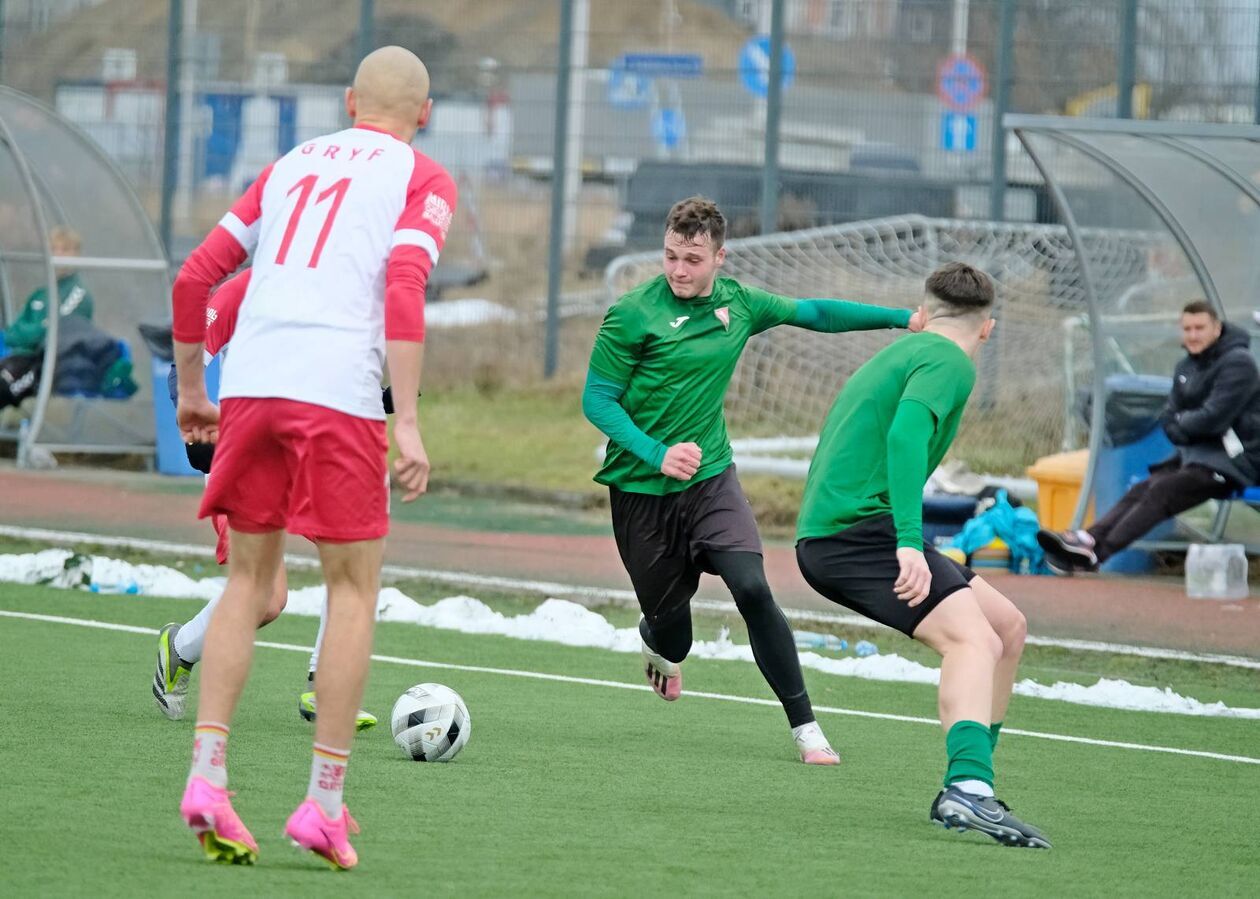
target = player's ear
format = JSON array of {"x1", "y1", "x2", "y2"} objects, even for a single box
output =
[
  {"x1": 417, "y1": 98, "x2": 434, "y2": 131},
  {"x1": 980, "y1": 317, "x2": 996, "y2": 343},
  {"x1": 344, "y1": 87, "x2": 356, "y2": 120},
  {"x1": 715, "y1": 245, "x2": 726, "y2": 267}
]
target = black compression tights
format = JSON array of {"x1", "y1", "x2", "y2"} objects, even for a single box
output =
[{"x1": 638, "y1": 551, "x2": 815, "y2": 728}]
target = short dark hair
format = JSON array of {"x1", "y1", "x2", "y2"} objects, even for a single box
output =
[
  {"x1": 1182, "y1": 300, "x2": 1218, "y2": 320},
  {"x1": 925, "y1": 262, "x2": 994, "y2": 314},
  {"x1": 665, "y1": 196, "x2": 726, "y2": 250}
]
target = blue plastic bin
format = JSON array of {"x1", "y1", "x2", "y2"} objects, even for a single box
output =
[{"x1": 152, "y1": 355, "x2": 221, "y2": 476}]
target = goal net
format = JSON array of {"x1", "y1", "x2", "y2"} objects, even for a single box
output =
[{"x1": 605, "y1": 215, "x2": 1168, "y2": 476}]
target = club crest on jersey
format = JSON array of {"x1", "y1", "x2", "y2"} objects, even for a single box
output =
[
  {"x1": 423, "y1": 193, "x2": 454, "y2": 239},
  {"x1": 714, "y1": 307, "x2": 730, "y2": 330}
]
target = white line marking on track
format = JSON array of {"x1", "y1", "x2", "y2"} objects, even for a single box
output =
[
  {"x1": 3, "y1": 524, "x2": 1258, "y2": 671},
  {"x1": 3, "y1": 608, "x2": 1258, "y2": 767}
]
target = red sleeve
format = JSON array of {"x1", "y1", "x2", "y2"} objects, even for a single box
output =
[
  {"x1": 171, "y1": 165, "x2": 272, "y2": 344},
  {"x1": 204, "y1": 269, "x2": 251, "y2": 357},
  {"x1": 384, "y1": 158, "x2": 458, "y2": 342}
]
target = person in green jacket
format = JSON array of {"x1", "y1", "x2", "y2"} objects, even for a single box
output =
[
  {"x1": 795, "y1": 262, "x2": 1050, "y2": 848},
  {"x1": 3, "y1": 226, "x2": 94, "y2": 355},
  {"x1": 582, "y1": 195, "x2": 923, "y2": 766}
]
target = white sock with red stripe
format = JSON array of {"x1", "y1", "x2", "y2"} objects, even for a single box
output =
[
  {"x1": 308, "y1": 743, "x2": 350, "y2": 819},
  {"x1": 189, "y1": 722, "x2": 230, "y2": 788}
]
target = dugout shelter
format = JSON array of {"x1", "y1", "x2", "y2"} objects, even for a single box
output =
[
  {"x1": 0, "y1": 86, "x2": 169, "y2": 465},
  {"x1": 1010, "y1": 115, "x2": 1260, "y2": 533}
]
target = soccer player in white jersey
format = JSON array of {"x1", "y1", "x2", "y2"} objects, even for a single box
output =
[
  {"x1": 151, "y1": 269, "x2": 377, "y2": 732},
  {"x1": 170, "y1": 47, "x2": 456, "y2": 870}
]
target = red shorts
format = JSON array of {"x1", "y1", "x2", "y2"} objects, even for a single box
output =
[
  {"x1": 199, "y1": 398, "x2": 389, "y2": 543},
  {"x1": 211, "y1": 513, "x2": 231, "y2": 565}
]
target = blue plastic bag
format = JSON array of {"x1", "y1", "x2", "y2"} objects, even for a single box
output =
[{"x1": 949, "y1": 489, "x2": 1050, "y2": 575}]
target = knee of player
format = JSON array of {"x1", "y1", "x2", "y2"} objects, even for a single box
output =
[
  {"x1": 1001, "y1": 609, "x2": 1028, "y2": 657},
  {"x1": 729, "y1": 577, "x2": 775, "y2": 615},
  {"x1": 952, "y1": 622, "x2": 1004, "y2": 664}
]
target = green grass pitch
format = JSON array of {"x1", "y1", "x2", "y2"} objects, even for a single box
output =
[{"x1": 2, "y1": 585, "x2": 1258, "y2": 897}]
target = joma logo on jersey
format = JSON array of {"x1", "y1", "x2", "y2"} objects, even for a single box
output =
[
  {"x1": 669, "y1": 315, "x2": 689, "y2": 328},
  {"x1": 423, "y1": 193, "x2": 454, "y2": 239}
]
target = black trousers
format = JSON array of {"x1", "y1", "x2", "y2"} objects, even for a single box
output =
[{"x1": 1088, "y1": 464, "x2": 1235, "y2": 562}]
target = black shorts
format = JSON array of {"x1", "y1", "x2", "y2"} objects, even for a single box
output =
[
  {"x1": 610, "y1": 465, "x2": 762, "y2": 624},
  {"x1": 796, "y1": 515, "x2": 978, "y2": 637}
]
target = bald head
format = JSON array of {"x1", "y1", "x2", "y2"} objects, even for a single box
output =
[{"x1": 346, "y1": 46, "x2": 432, "y2": 140}]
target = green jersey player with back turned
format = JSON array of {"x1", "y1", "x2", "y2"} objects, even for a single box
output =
[
  {"x1": 796, "y1": 262, "x2": 1050, "y2": 847},
  {"x1": 582, "y1": 196, "x2": 923, "y2": 765}
]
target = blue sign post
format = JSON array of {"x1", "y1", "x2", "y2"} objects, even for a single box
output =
[
  {"x1": 941, "y1": 111, "x2": 977, "y2": 152},
  {"x1": 738, "y1": 35, "x2": 795, "y2": 98},
  {"x1": 621, "y1": 53, "x2": 703, "y2": 79},
  {"x1": 652, "y1": 107, "x2": 686, "y2": 150}
]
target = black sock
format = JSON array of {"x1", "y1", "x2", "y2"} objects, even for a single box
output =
[
  {"x1": 639, "y1": 610, "x2": 692, "y2": 665},
  {"x1": 707, "y1": 551, "x2": 814, "y2": 728}
]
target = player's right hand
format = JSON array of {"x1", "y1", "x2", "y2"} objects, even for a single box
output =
[
  {"x1": 661, "y1": 442, "x2": 702, "y2": 480},
  {"x1": 894, "y1": 547, "x2": 932, "y2": 606},
  {"x1": 176, "y1": 396, "x2": 220, "y2": 444},
  {"x1": 393, "y1": 422, "x2": 430, "y2": 502}
]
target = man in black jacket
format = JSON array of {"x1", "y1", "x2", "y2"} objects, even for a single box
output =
[{"x1": 1039, "y1": 300, "x2": 1260, "y2": 573}]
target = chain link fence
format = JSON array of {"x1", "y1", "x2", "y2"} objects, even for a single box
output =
[{"x1": 1, "y1": 0, "x2": 1257, "y2": 386}]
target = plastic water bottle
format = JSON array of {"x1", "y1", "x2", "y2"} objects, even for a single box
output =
[
  {"x1": 794, "y1": 630, "x2": 848, "y2": 652},
  {"x1": 854, "y1": 640, "x2": 879, "y2": 657},
  {"x1": 1185, "y1": 544, "x2": 1249, "y2": 600}
]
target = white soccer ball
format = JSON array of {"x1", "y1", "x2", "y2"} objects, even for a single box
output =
[{"x1": 390, "y1": 683, "x2": 470, "y2": 762}]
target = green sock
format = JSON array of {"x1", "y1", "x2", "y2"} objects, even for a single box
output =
[
  {"x1": 990, "y1": 721, "x2": 1003, "y2": 752},
  {"x1": 944, "y1": 720, "x2": 995, "y2": 788}
]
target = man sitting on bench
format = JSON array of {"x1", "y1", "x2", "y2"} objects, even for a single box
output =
[{"x1": 1038, "y1": 301, "x2": 1260, "y2": 573}]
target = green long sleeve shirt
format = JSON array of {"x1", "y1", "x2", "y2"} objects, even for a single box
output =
[{"x1": 3, "y1": 272, "x2": 94, "y2": 355}]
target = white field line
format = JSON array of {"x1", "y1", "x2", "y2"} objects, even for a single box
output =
[
  {"x1": 2, "y1": 608, "x2": 1259, "y2": 767},
  {"x1": 2, "y1": 524, "x2": 1259, "y2": 671}
]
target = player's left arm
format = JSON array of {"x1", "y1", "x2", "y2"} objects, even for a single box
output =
[
  {"x1": 744, "y1": 285, "x2": 918, "y2": 335},
  {"x1": 385, "y1": 165, "x2": 459, "y2": 500}
]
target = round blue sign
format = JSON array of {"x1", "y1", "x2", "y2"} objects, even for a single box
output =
[
  {"x1": 739, "y1": 35, "x2": 796, "y2": 99},
  {"x1": 936, "y1": 53, "x2": 987, "y2": 112}
]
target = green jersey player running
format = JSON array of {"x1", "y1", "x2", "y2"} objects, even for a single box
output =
[
  {"x1": 583, "y1": 196, "x2": 922, "y2": 765},
  {"x1": 795, "y1": 262, "x2": 1050, "y2": 847}
]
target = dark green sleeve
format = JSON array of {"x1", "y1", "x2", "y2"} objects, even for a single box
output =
[
  {"x1": 887, "y1": 399, "x2": 937, "y2": 549},
  {"x1": 789, "y1": 299, "x2": 911, "y2": 333},
  {"x1": 581, "y1": 369, "x2": 667, "y2": 469}
]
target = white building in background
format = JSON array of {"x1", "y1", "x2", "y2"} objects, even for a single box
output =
[{"x1": 4, "y1": 0, "x2": 106, "y2": 31}]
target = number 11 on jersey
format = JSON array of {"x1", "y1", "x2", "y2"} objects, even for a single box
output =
[{"x1": 275, "y1": 174, "x2": 352, "y2": 268}]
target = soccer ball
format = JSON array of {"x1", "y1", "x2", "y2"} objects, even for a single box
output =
[{"x1": 390, "y1": 683, "x2": 470, "y2": 762}]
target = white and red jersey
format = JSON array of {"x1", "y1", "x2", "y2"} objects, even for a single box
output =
[
  {"x1": 205, "y1": 269, "x2": 249, "y2": 359},
  {"x1": 172, "y1": 124, "x2": 457, "y2": 419}
]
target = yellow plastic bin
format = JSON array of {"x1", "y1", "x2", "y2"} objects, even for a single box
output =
[{"x1": 1026, "y1": 450, "x2": 1094, "y2": 530}]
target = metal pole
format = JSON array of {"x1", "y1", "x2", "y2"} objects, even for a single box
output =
[
  {"x1": 989, "y1": 0, "x2": 1015, "y2": 221},
  {"x1": 951, "y1": 0, "x2": 970, "y2": 56},
  {"x1": 358, "y1": 0, "x2": 375, "y2": 65},
  {"x1": 159, "y1": 0, "x2": 183, "y2": 259},
  {"x1": 759, "y1": 0, "x2": 786, "y2": 235},
  {"x1": 562, "y1": 0, "x2": 589, "y2": 251},
  {"x1": 1117, "y1": 0, "x2": 1138, "y2": 118},
  {"x1": 543, "y1": 0, "x2": 575, "y2": 379},
  {"x1": 1254, "y1": 7, "x2": 1260, "y2": 124}
]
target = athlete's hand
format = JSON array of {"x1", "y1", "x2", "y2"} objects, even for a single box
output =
[
  {"x1": 907, "y1": 306, "x2": 928, "y2": 333},
  {"x1": 393, "y1": 422, "x2": 430, "y2": 502},
  {"x1": 894, "y1": 547, "x2": 932, "y2": 606},
  {"x1": 177, "y1": 396, "x2": 220, "y2": 444},
  {"x1": 661, "y1": 442, "x2": 702, "y2": 481}
]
